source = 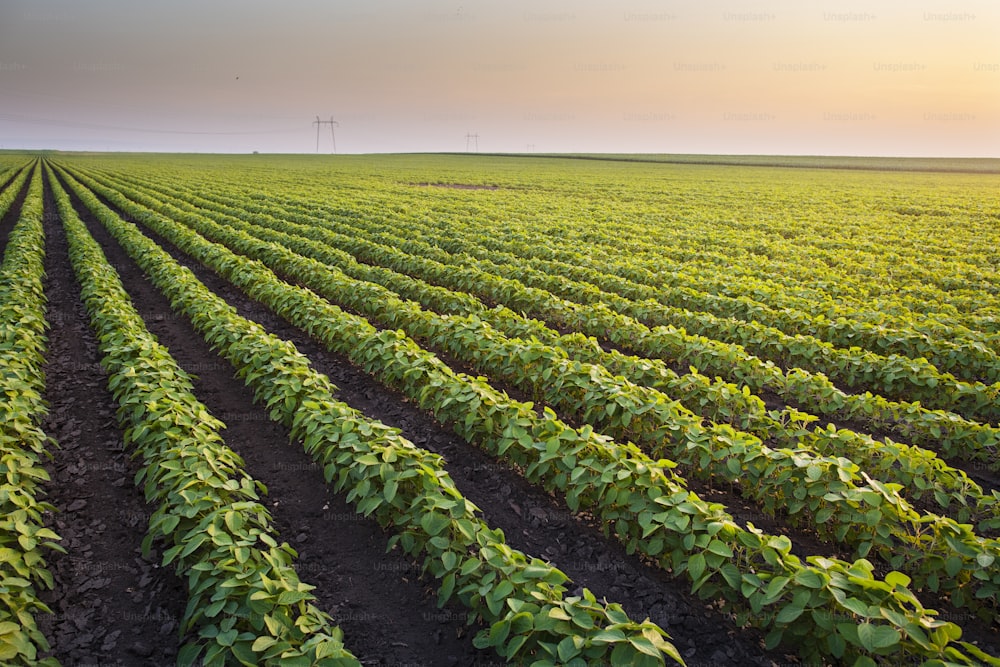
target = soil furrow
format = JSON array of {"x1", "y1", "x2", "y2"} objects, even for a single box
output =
[
  {"x1": 0, "y1": 174, "x2": 31, "y2": 258},
  {"x1": 38, "y1": 173, "x2": 189, "y2": 665},
  {"x1": 594, "y1": 331, "x2": 1000, "y2": 493},
  {"x1": 70, "y1": 176, "x2": 790, "y2": 666},
  {"x1": 56, "y1": 172, "x2": 500, "y2": 666},
  {"x1": 0, "y1": 164, "x2": 26, "y2": 193}
]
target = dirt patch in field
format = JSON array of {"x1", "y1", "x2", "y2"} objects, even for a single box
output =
[
  {"x1": 74, "y1": 184, "x2": 798, "y2": 667},
  {"x1": 410, "y1": 182, "x2": 501, "y2": 190},
  {"x1": 38, "y1": 175, "x2": 189, "y2": 665}
]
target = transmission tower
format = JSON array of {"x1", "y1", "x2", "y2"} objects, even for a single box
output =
[
  {"x1": 465, "y1": 132, "x2": 479, "y2": 152},
  {"x1": 314, "y1": 115, "x2": 340, "y2": 153}
]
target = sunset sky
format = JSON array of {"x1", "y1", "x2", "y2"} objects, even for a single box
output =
[{"x1": 1, "y1": 0, "x2": 997, "y2": 156}]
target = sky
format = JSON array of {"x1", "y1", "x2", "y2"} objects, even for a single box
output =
[{"x1": 0, "y1": 0, "x2": 998, "y2": 156}]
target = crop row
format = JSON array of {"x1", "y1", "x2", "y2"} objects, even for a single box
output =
[
  {"x1": 0, "y1": 164, "x2": 62, "y2": 665},
  {"x1": 79, "y1": 169, "x2": 1000, "y2": 619},
  {"x1": 376, "y1": 174, "x2": 999, "y2": 340},
  {"x1": 0, "y1": 163, "x2": 33, "y2": 223},
  {"x1": 624, "y1": 239, "x2": 1000, "y2": 342},
  {"x1": 52, "y1": 164, "x2": 685, "y2": 666},
  {"x1": 274, "y1": 194, "x2": 1000, "y2": 423},
  {"x1": 84, "y1": 167, "x2": 1000, "y2": 534},
  {"x1": 0, "y1": 162, "x2": 21, "y2": 190},
  {"x1": 274, "y1": 194, "x2": 1000, "y2": 461},
  {"x1": 484, "y1": 222, "x2": 997, "y2": 370},
  {"x1": 49, "y1": 165, "x2": 363, "y2": 665},
  {"x1": 470, "y1": 252, "x2": 999, "y2": 422},
  {"x1": 490, "y1": 247, "x2": 998, "y2": 385},
  {"x1": 213, "y1": 169, "x2": 1000, "y2": 345},
  {"x1": 616, "y1": 204, "x2": 999, "y2": 332},
  {"x1": 81, "y1": 156, "x2": 1000, "y2": 342},
  {"x1": 58, "y1": 164, "x2": 999, "y2": 665},
  {"x1": 404, "y1": 210, "x2": 999, "y2": 383},
  {"x1": 95, "y1": 168, "x2": 999, "y2": 468}
]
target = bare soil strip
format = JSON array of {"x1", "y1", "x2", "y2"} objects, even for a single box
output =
[
  {"x1": 38, "y1": 175, "x2": 189, "y2": 665},
  {"x1": 71, "y1": 176, "x2": 794, "y2": 666},
  {"x1": 0, "y1": 175, "x2": 30, "y2": 257},
  {"x1": 0, "y1": 164, "x2": 25, "y2": 192}
]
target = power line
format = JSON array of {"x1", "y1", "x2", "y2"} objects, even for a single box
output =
[
  {"x1": 465, "y1": 132, "x2": 479, "y2": 152},
  {"x1": 0, "y1": 112, "x2": 300, "y2": 135},
  {"x1": 314, "y1": 115, "x2": 340, "y2": 153}
]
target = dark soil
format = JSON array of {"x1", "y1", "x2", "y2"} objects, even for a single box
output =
[
  {"x1": 37, "y1": 173, "x2": 189, "y2": 665},
  {"x1": 0, "y1": 163, "x2": 26, "y2": 192},
  {"x1": 950, "y1": 455, "x2": 1000, "y2": 496},
  {"x1": 0, "y1": 173, "x2": 30, "y2": 255},
  {"x1": 72, "y1": 175, "x2": 796, "y2": 666}
]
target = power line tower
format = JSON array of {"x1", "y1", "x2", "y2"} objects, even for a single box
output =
[
  {"x1": 314, "y1": 115, "x2": 340, "y2": 153},
  {"x1": 465, "y1": 132, "x2": 479, "y2": 152}
]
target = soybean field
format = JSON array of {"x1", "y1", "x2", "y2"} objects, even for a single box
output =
[{"x1": 1, "y1": 152, "x2": 998, "y2": 666}]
